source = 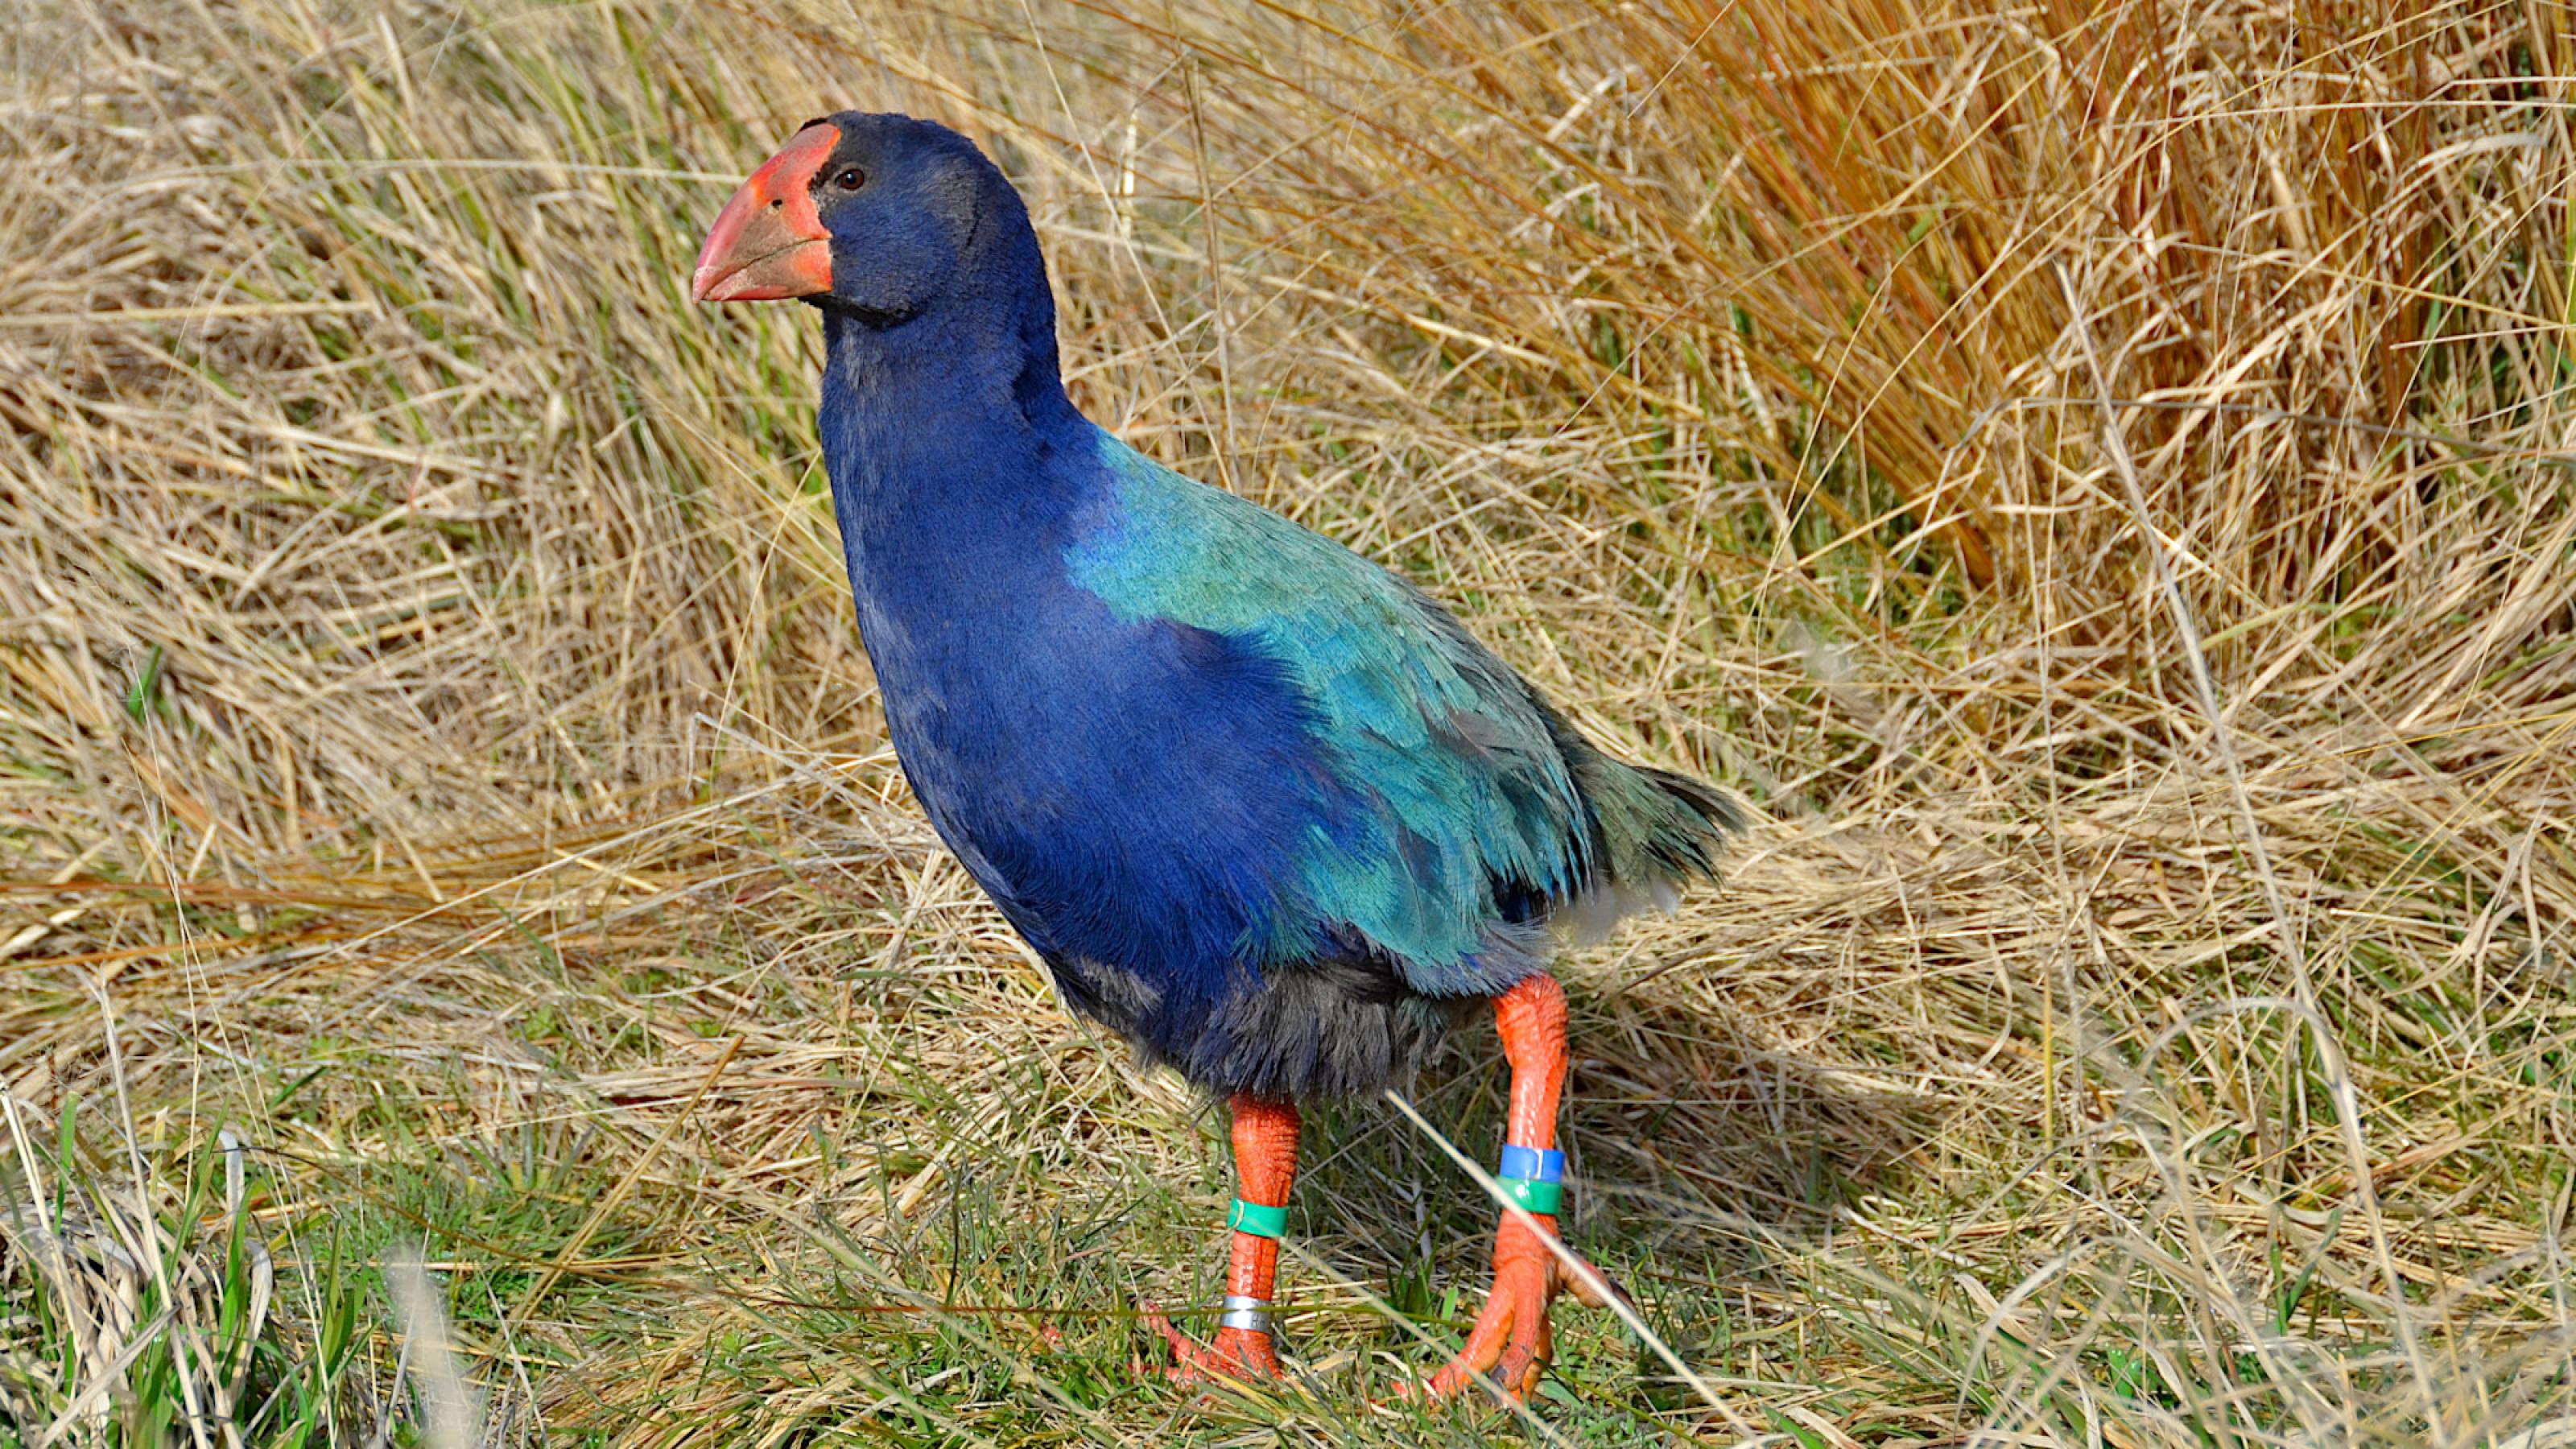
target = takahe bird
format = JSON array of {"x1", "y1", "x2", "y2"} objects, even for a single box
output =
[{"x1": 691, "y1": 113, "x2": 1740, "y2": 1401}]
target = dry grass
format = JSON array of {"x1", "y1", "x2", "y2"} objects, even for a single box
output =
[{"x1": 2, "y1": 0, "x2": 2573, "y2": 1443}]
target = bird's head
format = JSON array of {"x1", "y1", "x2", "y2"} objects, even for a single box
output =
[{"x1": 691, "y1": 112, "x2": 1015, "y2": 324}]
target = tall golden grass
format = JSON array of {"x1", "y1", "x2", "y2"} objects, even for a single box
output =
[{"x1": 2, "y1": 0, "x2": 2572, "y2": 1443}]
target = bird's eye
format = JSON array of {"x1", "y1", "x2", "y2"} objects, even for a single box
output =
[{"x1": 832, "y1": 167, "x2": 865, "y2": 192}]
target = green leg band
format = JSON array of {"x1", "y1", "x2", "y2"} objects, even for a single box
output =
[
  {"x1": 1497, "y1": 1175, "x2": 1563, "y2": 1216},
  {"x1": 1227, "y1": 1198, "x2": 1287, "y2": 1238}
]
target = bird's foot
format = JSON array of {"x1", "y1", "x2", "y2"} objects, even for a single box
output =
[
  {"x1": 1404, "y1": 1215, "x2": 1622, "y2": 1404},
  {"x1": 1136, "y1": 1302, "x2": 1282, "y2": 1387}
]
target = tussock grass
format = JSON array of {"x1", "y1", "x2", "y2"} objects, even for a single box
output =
[{"x1": 2, "y1": 0, "x2": 2572, "y2": 1443}]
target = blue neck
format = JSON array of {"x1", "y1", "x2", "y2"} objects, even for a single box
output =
[
  {"x1": 814, "y1": 229, "x2": 1106, "y2": 702},
  {"x1": 819, "y1": 251, "x2": 1092, "y2": 530}
]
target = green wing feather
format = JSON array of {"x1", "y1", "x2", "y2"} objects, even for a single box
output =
[{"x1": 1067, "y1": 433, "x2": 1734, "y2": 990}]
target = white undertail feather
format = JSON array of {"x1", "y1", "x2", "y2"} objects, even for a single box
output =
[{"x1": 1557, "y1": 878, "x2": 1684, "y2": 948}]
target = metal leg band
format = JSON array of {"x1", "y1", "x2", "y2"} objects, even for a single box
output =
[{"x1": 1216, "y1": 1294, "x2": 1272, "y2": 1334}]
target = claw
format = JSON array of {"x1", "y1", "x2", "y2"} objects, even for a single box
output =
[
  {"x1": 1136, "y1": 1301, "x2": 1282, "y2": 1387},
  {"x1": 1406, "y1": 1213, "x2": 1617, "y2": 1404},
  {"x1": 1561, "y1": 1253, "x2": 1635, "y2": 1314}
]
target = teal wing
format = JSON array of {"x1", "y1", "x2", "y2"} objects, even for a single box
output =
[{"x1": 1065, "y1": 434, "x2": 1599, "y2": 990}]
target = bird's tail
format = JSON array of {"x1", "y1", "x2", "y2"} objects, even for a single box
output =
[
  {"x1": 1581, "y1": 753, "x2": 1744, "y2": 886},
  {"x1": 1554, "y1": 746, "x2": 1744, "y2": 942}
]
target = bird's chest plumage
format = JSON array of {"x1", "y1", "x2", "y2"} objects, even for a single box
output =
[{"x1": 829, "y1": 433, "x2": 1331, "y2": 1014}]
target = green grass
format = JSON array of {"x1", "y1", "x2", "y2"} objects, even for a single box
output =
[{"x1": 1, "y1": 1108, "x2": 376, "y2": 1447}]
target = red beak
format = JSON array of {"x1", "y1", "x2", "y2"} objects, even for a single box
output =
[{"x1": 691, "y1": 122, "x2": 839, "y2": 303}]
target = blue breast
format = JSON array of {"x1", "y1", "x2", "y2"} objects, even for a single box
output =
[{"x1": 822, "y1": 389, "x2": 1348, "y2": 1063}]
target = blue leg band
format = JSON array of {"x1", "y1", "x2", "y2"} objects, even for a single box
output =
[{"x1": 1497, "y1": 1144, "x2": 1564, "y2": 1182}]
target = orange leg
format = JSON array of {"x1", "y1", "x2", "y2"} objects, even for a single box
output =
[
  {"x1": 1418, "y1": 972, "x2": 1619, "y2": 1402},
  {"x1": 1142, "y1": 1092, "x2": 1298, "y2": 1384}
]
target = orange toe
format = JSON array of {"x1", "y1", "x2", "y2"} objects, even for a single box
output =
[
  {"x1": 1414, "y1": 1214, "x2": 1606, "y2": 1403},
  {"x1": 1138, "y1": 1303, "x2": 1282, "y2": 1386}
]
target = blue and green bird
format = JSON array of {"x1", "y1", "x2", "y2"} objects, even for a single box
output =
[{"x1": 694, "y1": 110, "x2": 1740, "y2": 1400}]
